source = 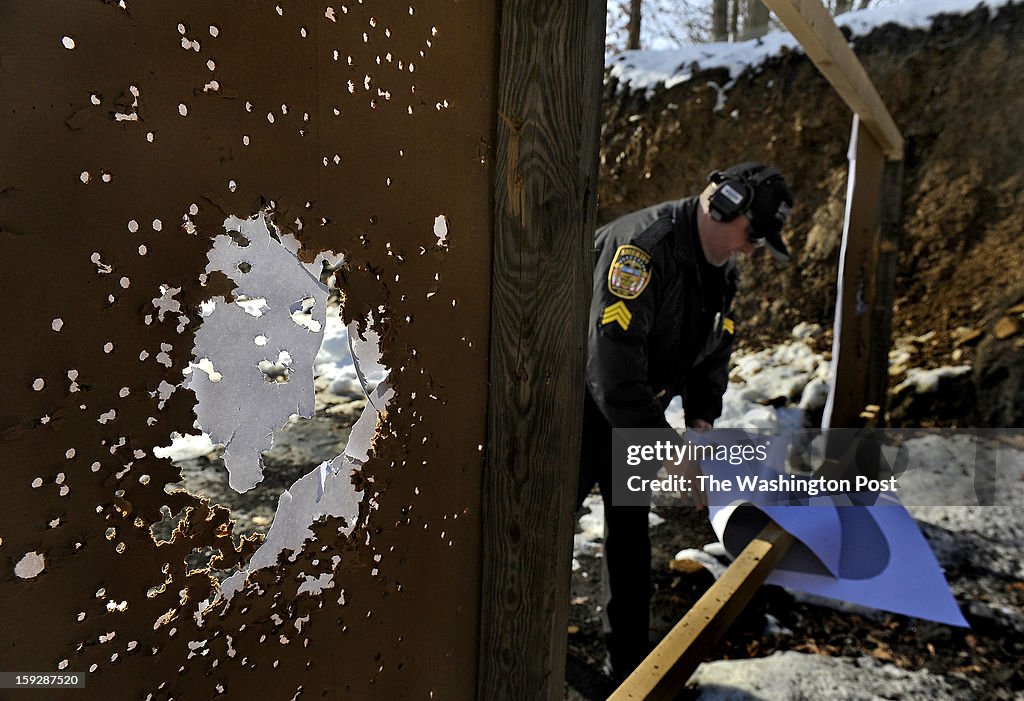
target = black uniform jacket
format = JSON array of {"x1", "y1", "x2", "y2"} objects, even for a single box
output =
[{"x1": 586, "y1": 197, "x2": 738, "y2": 431}]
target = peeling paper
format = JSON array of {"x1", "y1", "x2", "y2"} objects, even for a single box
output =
[
  {"x1": 152, "y1": 284, "x2": 183, "y2": 319},
  {"x1": 296, "y1": 573, "x2": 335, "y2": 596},
  {"x1": 220, "y1": 381, "x2": 393, "y2": 602},
  {"x1": 185, "y1": 214, "x2": 334, "y2": 492}
]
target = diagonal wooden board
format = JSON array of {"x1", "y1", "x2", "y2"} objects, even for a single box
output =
[
  {"x1": 762, "y1": 0, "x2": 903, "y2": 158},
  {"x1": 608, "y1": 521, "x2": 795, "y2": 701}
]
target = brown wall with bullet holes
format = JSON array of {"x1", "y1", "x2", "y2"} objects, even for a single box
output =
[{"x1": 0, "y1": 1, "x2": 496, "y2": 698}]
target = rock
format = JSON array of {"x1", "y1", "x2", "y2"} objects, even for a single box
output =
[
  {"x1": 669, "y1": 557, "x2": 709, "y2": 575},
  {"x1": 911, "y1": 504, "x2": 1024, "y2": 581},
  {"x1": 791, "y1": 322, "x2": 822, "y2": 340},
  {"x1": 909, "y1": 331, "x2": 937, "y2": 345},
  {"x1": 688, "y1": 651, "x2": 960, "y2": 700},
  {"x1": 975, "y1": 292, "x2": 1024, "y2": 426},
  {"x1": 965, "y1": 600, "x2": 1024, "y2": 636},
  {"x1": 798, "y1": 377, "x2": 829, "y2": 416},
  {"x1": 994, "y1": 316, "x2": 1020, "y2": 340},
  {"x1": 888, "y1": 366, "x2": 974, "y2": 426},
  {"x1": 325, "y1": 398, "x2": 368, "y2": 418},
  {"x1": 952, "y1": 327, "x2": 983, "y2": 346},
  {"x1": 762, "y1": 613, "x2": 793, "y2": 637}
]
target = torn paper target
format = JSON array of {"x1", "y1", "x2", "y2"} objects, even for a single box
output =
[
  {"x1": 219, "y1": 380, "x2": 394, "y2": 602},
  {"x1": 183, "y1": 212, "x2": 395, "y2": 602},
  {"x1": 185, "y1": 213, "x2": 334, "y2": 492},
  {"x1": 702, "y1": 457, "x2": 968, "y2": 627}
]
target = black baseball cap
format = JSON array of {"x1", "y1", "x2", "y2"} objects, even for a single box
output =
[{"x1": 721, "y1": 162, "x2": 794, "y2": 263}]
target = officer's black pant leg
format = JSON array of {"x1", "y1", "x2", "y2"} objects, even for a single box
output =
[
  {"x1": 599, "y1": 483, "x2": 652, "y2": 679},
  {"x1": 578, "y1": 391, "x2": 652, "y2": 679}
]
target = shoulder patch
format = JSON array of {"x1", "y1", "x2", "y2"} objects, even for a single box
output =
[
  {"x1": 723, "y1": 317, "x2": 735, "y2": 334},
  {"x1": 600, "y1": 301, "x2": 633, "y2": 331},
  {"x1": 607, "y1": 244, "x2": 652, "y2": 300}
]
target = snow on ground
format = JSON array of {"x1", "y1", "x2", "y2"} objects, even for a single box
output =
[
  {"x1": 607, "y1": 0, "x2": 1019, "y2": 98},
  {"x1": 314, "y1": 304, "x2": 388, "y2": 399}
]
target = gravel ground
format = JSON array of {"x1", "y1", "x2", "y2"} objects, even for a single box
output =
[{"x1": 565, "y1": 496, "x2": 1024, "y2": 700}]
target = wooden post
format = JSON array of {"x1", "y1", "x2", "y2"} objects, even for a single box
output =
[
  {"x1": 822, "y1": 116, "x2": 883, "y2": 428},
  {"x1": 478, "y1": 1, "x2": 606, "y2": 699},
  {"x1": 868, "y1": 158, "x2": 904, "y2": 411},
  {"x1": 760, "y1": 0, "x2": 906, "y2": 429},
  {"x1": 822, "y1": 116, "x2": 903, "y2": 429},
  {"x1": 608, "y1": 522, "x2": 795, "y2": 700}
]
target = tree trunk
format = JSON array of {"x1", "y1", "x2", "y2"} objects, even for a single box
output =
[
  {"x1": 712, "y1": 0, "x2": 728, "y2": 42},
  {"x1": 746, "y1": 0, "x2": 770, "y2": 39},
  {"x1": 730, "y1": 0, "x2": 739, "y2": 40},
  {"x1": 627, "y1": 0, "x2": 642, "y2": 50}
]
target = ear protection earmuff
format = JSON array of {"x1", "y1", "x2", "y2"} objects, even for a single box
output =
[{"x1": 706, "y1": 166, "x2": 783, "y2": 223}]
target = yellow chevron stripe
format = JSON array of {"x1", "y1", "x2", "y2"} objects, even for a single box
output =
[
  {"x1": 723, "y1": 317, "x2": 735, "y2": 334},
  {"x1": 601, "y1": 301, "x2": 632, "y2": 331}
]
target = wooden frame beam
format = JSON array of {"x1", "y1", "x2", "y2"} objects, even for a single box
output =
[
  {"x1": 608, "y1": 522, "x2": 795, "y2": 700},
  {"x1": 763, "y1": 0, "x2": 904, "y2": 158},
  {"x1": 478, "y1": 1, "x2": 606, "y2": 699}
]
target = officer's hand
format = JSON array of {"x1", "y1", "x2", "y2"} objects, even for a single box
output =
[
  {"x1": 663, "y1": 456, "x2": 707, "y2": 510},
  {"x1": 687, "y1": 418, "x2": 713, "y2": 432}
]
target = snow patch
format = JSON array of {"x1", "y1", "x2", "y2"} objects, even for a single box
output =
[{"x1": 607, "y1": 0, "x2": 1017, "y2": 96}]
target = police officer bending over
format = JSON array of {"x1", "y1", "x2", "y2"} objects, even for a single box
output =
[{"x1": 577, "y1": 162, "x2": 795, "y2": 681}]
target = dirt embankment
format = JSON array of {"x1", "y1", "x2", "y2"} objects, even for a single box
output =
[{"x1": 598, "y1": 4, "x2": 1024, "y2": 424}]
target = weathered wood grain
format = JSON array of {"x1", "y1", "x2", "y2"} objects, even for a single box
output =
[
  {"x1": 478, "y1": 1, "x2": 606, "y2": 699},
  {"x1": 824, "y1": 116, "x2": 889, "y2": 429}
]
